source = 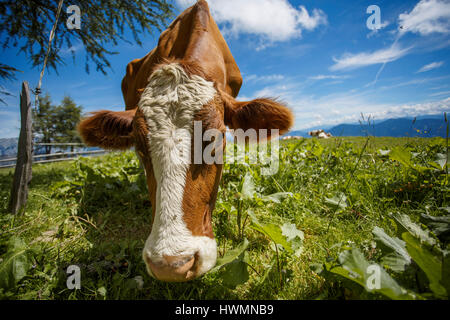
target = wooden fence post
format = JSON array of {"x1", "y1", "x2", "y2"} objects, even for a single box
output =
[{"x1": 9, "y1": 81, "x2": 33, "y2": 215}]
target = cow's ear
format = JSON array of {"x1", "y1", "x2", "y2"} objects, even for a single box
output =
[
  {"x1": 77, "y1": 109, "x2": 136, "y2": 150},
  {"x1": 220, "y1": 90, "x2": 293, "y2": 139}
]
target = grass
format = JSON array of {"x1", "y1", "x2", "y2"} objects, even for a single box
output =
[{"x1": 0, "y1": 136, "x2": 448, "y2": 300}]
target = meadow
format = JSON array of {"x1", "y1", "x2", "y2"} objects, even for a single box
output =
[{"x1": 0, "y1": 136, "x2": 448, "y2": 300}]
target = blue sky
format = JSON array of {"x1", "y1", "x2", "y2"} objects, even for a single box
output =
[{"x1": 1, "y1": 0, "x2": 450, "y2": 138}]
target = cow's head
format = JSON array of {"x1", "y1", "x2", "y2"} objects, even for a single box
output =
[
  {"x1": 77, "y1": 1, "x2": 293, "y2": 282},
  {"x1": 78, "y1": 62, "x2": 293, "y2": 282}
]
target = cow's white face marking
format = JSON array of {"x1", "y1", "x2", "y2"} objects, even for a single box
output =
[{"x1": 138, "y1": 63, "x2": 217, "y2": 277}]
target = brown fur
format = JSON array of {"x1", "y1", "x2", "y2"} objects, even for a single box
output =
[
  {"x1": 120, "y1": 0, "x2": 242, "y2": 111},
  {"x1": 76, "y1": 1, "x2": 296, "y2": 273},
  {"x1": 133, "y1": 109, "x2": 158, "y2": 227},
  {"x1": 182, "y1": 96, "x2": 226, "y2": 238},
  {"x1": 219, "y1": 89, "x2": 294, "y2": 138},
  {"x1": 77, "y1": 109, "x2": 136, "y2": 150}
]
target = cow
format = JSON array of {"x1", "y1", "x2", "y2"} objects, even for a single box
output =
[
  {"x1": 309, "y1": 129, "x2": 332, "y2": 139},
  {"x1": 308, "y1": 129, "x2": 324, "y2": 137},
  {"x1": 318, "y1": 132, "x2": 328, "y2": 139},
  {"x1": 77, "y1": 0, "x2": 293, "y2": 282}
]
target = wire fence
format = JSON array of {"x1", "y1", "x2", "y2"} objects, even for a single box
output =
[{"x1": 0, "y1": 143, "x2": 109, "y2": 168}]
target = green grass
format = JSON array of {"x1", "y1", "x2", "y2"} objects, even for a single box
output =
[{"x1": 0, "y1": 136, "x2": 448, "y2": 300}]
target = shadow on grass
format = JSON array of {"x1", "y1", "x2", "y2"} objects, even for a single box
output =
[
  {"x1": 52, "y1": 209, "x2": 240, "y2": 299},
  {"x1": 47, "y1": 168, "x2": 240, "y2": 300},
  {"x1": 1, "y1": 154, "x2": 243, "y2": 299}
]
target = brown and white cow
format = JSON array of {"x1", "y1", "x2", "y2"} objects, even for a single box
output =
[
  {"x1": 77, "y1": 0, "x2": 293, "y2": 282},
  {"x1": 309, "y1": 129, "x2": 332, "y2": 139}
]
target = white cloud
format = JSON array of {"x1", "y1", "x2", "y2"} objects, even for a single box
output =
[
  {"x1": 429, "y1": 90, "x2": 450, "y2": 96},
  {"x1": 417, "y1": 61, "x2": 445, "y2": 73},
  {"x1": 309, "y1": 75, "x2": 350, "y2": 80},
  {"x1": 60, "y1": 42, "x2": 83, "y2": 56},
  {"x1": 246, "y1": 74, "x2": 285, "y2": 83},
  {"x1": 370, "y1": 98, "x2": 450, "y2": 119},
  {"x1": 379, "y1": 75, "x2": 450, "y2": 90},
  {"x1": 378, "y1": 21, "x2": 390, "y2": 29},
  {"x1": 431, "y1": 84, "x2": 450, "y2": 90},
  {"x1": 367, "y1": 21, "x2": 390, "y2": 38},
  {"x1": 330, "y1": 44, "x2": 411, "y2": 71},
  {"x1": 175, "y1": 0, "x2": 327, "y2": 42},
  {"x1": 295, "y1": 5, "x2": 328, "y2": 31},
  {"x1": 243, "y1": 77, "x2": 450, "y2": 130},
  {"x1": 68, "y1": 81, "x2": 87, "y2": 89},
  {"x1": 292, "y1": 96, "x2": 450, "y2": 130},
  {"x1": 399, "y1": 0, "x2": 450, "y2": 35}
]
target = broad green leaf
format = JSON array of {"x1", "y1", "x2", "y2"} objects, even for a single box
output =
[
  {"x1": 380, "y1": 254, "x2": 411, "y2": 273},
  {"x1": 389, "y1": 147, "x2": 428, "y2": 172},
  {"x1": 241, "y1": 172, "x2": 256, "y2": 200},
  {"x1": 281, "y1": 223, "x2": 304, "y2": 257},
  {"x1": 309, "y1": 263, "x2": 324, "y2": 275},
  {"x1": 217, "y1": 202, "x2": 237, "y2": 216},
  {"x1": 212, "y1": 238, "x2": 249, "y2": 272},
  {"x1": 435, "y1": 153, "x2": 448, "y2": 170},
  {"x1": 248, "y1": 211, "x2": 293, "y2": 254},
  {"x1": 258, "y1": 259, "x2": 276, "y2": 285},
  {"x1": 261, "y1": 192, "x2": 293, "y2": 203},
  {"x1": 251, "y1": 223, "x2": 293, "y2": 254},
  {"x1": 248, "y1": 210, "x2": 262, "y2": 226},
  {"x1": 420, "y1": 214, "x2": 450, "y2": 243},
  {"x1": 330, "y1": 249, "x2": 417, "y2": 300},
  {"x1": 98, "y1": 287, "x2": 107, "y2": 297},
  {"x1": 325, "y1": 193, "x2": 348, "y2": 209},
  {"x1": 402, "y1": 232, "x2": 447, "y2": 298},
  {"x1": 281, "y1": 223, "x2": 304, "y2": 241},
  {"x1": 0, "y1": 237, "x2": 32, "y2": 290},
  {"x1": 442, "y1": 251, "x2": 450, "y2": 294},
  {"x1": 372, "y1": 227, "x2": 411, "y2": 272},
  {"x1": 393, "y1": 213, "x2": 436, "y2": 246},
  {"x1": 389, "y1": 147, "x2": 412, "y2": 167},
  {"x1": 220, "y1": 253, "x2": 249, "y2": 288}
]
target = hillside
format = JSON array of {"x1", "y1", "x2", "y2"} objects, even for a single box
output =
[{"x1": 329, "y1": 118, "x2": 447, "y2": 137}]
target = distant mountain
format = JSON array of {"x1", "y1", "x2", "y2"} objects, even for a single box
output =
[
  {"x1": 0, "y1": 138, "x2": 18, "y2": 158},
  {"x1": 285, "y1": 114, "x2": 448, "y2": 138},
  {"x1": 286, "y1": 130, "x2": 310, "y2": 138},
  {"x1": 329, "y1": 118, "x2": 447, "y2": 138}
]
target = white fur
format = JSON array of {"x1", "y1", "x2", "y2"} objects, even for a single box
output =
[{"x1": 138, "y1": 63, "x2": 217, "y2": 277}]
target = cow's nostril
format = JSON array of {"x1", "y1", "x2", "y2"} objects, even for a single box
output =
[
  {"x1": 145, "y1": 254, "x2": 198, "y2": 282},
  {"x1": 169, "y1": 255, "x2": 194, "y2": 268}
]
